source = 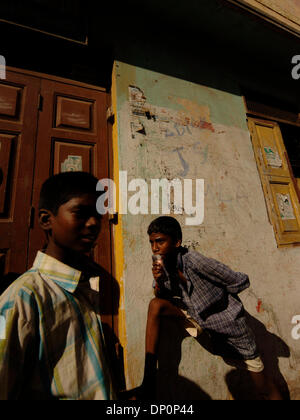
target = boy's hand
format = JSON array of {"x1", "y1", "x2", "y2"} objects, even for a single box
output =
[
  {"x1": 153, "y1": 262, "x2": 164, "y2": 297},
  {"x1": 152, "y1": 255, "x2": 167, "y2": 297},
  {"x1": 152, "y1": 261, "x2": 164, "y2": 281}
]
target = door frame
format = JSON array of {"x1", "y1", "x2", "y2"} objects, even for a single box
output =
[{"x1": 7, "y1": 66, "x2": 106, "y2": 93}]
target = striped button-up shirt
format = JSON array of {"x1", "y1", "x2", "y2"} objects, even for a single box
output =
[
  {"x1": 0, "y1": 251, "x2": 115, "y2": 400},
  {"x1": 157, "y1": 248, "x2": 258, "y2": 360}
]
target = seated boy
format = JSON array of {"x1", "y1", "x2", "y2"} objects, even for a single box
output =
[
  {"x1": 0, "y1": 171, "x2": 115, "y2": 400},
  {"x1": 137, "y1": 216, "x2": 283, "y2": 400}
]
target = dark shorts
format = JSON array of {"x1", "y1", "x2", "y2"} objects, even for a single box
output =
[{"x1": 178, "y1": 307, "x2": 264, "y2": 373}]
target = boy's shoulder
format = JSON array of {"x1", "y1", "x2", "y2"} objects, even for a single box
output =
[
  {"x1": 182, "y1": 248, "x2": 209, "y2": 266},
  {"x1": 0, "y1": 268, "x2": 45, "y2": 306},
  {"x1": 182, "y1": 249, "x2": 224, "y2": 273}
]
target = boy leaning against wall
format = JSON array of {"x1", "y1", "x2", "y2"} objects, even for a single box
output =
[
  {"x1": 0, "y1": 171, "x2": 115, "y2": 400},
  {"x1": 134, "y1": 216, "x2": 283, "y2": 400}
]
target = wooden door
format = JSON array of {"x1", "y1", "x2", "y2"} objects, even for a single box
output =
[
  {"x1": 0, "y1": 70, "x2": 114, "y2": 324},
  {"x1": 27, "y1": 78, "x2": 113, "y2": 323},
  {"x1": 0, "y1": 71, "x2": 40, "y2": 284},
  {"x1": 0, "y1": 69, "x2": 123, "y2": 385}
]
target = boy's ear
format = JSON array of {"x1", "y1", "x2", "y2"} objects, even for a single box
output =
[
  {"x1": 39, "y1": 209, "x2": 52, "y2": 231},
  {"x1": 175, "y1": 239, "x2": 182, "y2": 248}
]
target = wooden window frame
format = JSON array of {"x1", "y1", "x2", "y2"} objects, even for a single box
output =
[{"x1": 246, "y1": 112, "x2": 300, "y2": 247}]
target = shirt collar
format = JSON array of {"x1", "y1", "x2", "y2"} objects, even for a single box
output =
[
  {"x1": 33, "y1": 251, "x2": 82, "y2": 293},
  {"x1": 176, "y1": 246, "x2": 188, "y2": 271},
  {"x1": 177, "y1": 250, "x2": 183, "y2": 272},
  {"x1": 176, "y1": 247, "x2": 193, "y2": 295}
]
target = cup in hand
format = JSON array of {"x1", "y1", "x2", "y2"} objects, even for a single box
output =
[{"x1": 152, "y1": 254, "x2": 165, "y2": 281}]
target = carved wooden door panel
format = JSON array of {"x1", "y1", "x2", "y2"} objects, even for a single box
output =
[
  {"x1": 28, "y1": 79, "x2": 109, "y2": 261},
  {"x1": 0, "y1": 71, "x2": 40, "y2": 284},
  {"x1": 0, "y1": 69, "x2": 121, "y2": 385},
  {"x1": 0, "y1": 72, "x2": 113, "y2": 330},
  {"x1": 27, "y1": 78, "x2": 112, "y2": 321}
]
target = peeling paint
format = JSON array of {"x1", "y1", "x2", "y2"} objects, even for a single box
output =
[{"x1": 128, "y1": 85, "x2": 215, "y2": 140}]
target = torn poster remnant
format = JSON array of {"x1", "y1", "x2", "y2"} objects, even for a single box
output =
[{"x1": 128, "y1": 85, "x2": 215, "y2": 140}]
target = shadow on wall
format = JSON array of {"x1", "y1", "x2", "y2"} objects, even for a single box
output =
[
  {"x1": 157, "y1": 312, "x2": 290, "y2": 400},
  {"x1": 157, "y1": 318, "x2": 212, "y2": 400},
  {"x1": 225, "y1": 313, "x2": 290, "y2": 400}
]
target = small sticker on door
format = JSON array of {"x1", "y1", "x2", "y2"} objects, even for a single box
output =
[
  {"x1": 61, "y1": 155, "x2": 83, "y2": 172},
  {"x1": 264, "y1": 146, "x2": 282, "y2": 168},
  {"x1": 276, "y1": 193, "x2": 296, "y2": 220}
]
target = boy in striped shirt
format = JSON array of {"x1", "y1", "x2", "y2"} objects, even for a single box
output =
[{"x1": 0, "y1": 172, "x2": 115, "y2": 400}]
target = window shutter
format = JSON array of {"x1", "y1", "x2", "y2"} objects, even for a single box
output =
[{"x1": 248, "y1": 117, "x2": 300, "y2": 246}]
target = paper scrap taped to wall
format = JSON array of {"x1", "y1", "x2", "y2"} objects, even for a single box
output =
[{"x1": 276, "y1": 193, "x2": 296, "y2": 220}]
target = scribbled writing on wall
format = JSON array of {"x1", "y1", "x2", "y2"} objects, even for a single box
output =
[{"x1": 172, "y1": 143, "x2": 209, "y2": 177}]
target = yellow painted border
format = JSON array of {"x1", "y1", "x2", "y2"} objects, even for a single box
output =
[{"x1": 111, "y1": 62, "x2": 128, "y2": 384}]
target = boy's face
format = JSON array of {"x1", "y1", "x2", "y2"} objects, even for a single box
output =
[
  {"x1": 41, "y1": 193, "x2": 102, "y2": 256},
  {"x1": 149, "y1": 232, "x2": 181, "y2": 259}
]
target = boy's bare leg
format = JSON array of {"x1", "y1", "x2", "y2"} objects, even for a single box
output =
[
  {"x1": 134, "y1": 297, "x2": 186, "y2": 399},
  {"x1": 249, "y1": 370, "x2": 283, "y2": 400},
  {"x1": 146, "y1": 298, "x2": 186, "y2": 354}
]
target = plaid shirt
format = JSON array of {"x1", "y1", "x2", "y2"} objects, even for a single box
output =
[
  {"x1": 0, "y1": 251, "x2": 115, "y2": 400},
  {"x1": 156, "y1": 248, "x2": 258, "y2": 359}
]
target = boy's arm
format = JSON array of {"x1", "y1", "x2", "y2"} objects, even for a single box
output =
[
  {"x1": 0, "y1": 287, "x2": 38, "y2": 399},
  {"x1": 190, "y1": 252, "x2": 250, "y2": 294}
]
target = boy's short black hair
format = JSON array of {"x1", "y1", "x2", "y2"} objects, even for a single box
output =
[
  {"x1": 147, "y1": 216, "x2": 182, "y2": 242},
  {"x1": 39, "y1": 171, "x2": 99, "y2": 215}
]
